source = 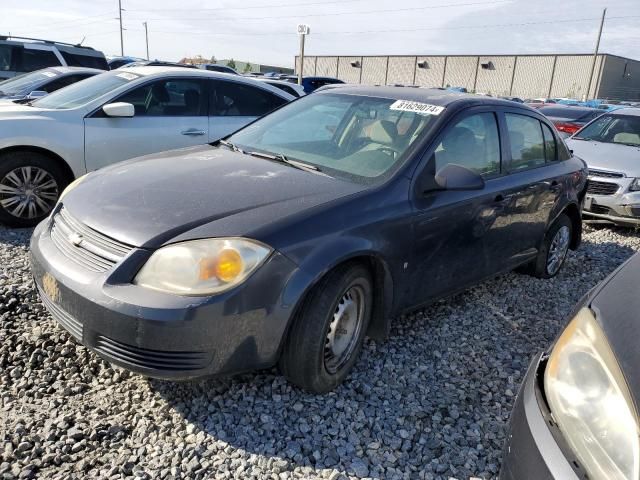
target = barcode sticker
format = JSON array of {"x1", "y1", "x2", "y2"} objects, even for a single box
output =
[
  {"x1": 390, "y1": 100, "x2": 445, "y2": 116},
  {"x1": 116, "y1": 72, "x2": 138, "y2": 81}
]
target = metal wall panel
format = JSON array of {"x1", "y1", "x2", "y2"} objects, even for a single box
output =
[
  {"x1": 443, "y1": 56, "x2": 478, "y2": 91},
  {"x1": 413, "y1": 56, "x2": 446, "y2": 87},
  {"x1": 295, "y1": 56, "x2": 317, "y2": 76},
  {"x1": 474, "y1": 56, "x2": 515, "y2": 96},
  {"x1": 315, "y1": 56, "x2": 339, "y2": 77},
  {"x1": 549, "y1": 55, "x2": 593, "y2": 99},
  {"x1": 338, "y1": 56, "x2": 362, "y2": 83},
  {"x1": 510, "y1": 56, "x2": 555, "y2": 99},
  {"x1": 598, "y1": 55, "x2": 640, "y2": 100},
  {"x1": 387, "y1": 57, "x2": 416, "y2": 85},
  {"x1": 361, "y1": 56, "x2": 388, "y2": 85}
]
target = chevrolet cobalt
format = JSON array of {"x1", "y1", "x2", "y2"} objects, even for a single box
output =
[{"x1": 31, "y1": 87, "x2": 587, "y2": 393}]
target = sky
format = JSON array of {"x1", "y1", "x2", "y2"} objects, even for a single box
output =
[{"x1": 2, "y1": 0, "x2": 640, "y2": 68}]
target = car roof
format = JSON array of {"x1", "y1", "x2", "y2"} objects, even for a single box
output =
[
  {"x1": 315, "y1": 85, "x2": 527, "y2": 108},
  {"x1": 608, "y1": 107, "x2": 640, "y2": 117}
]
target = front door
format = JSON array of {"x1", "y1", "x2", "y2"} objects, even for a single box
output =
[{"x1": 84, "y1": 77, "x2": 208, "y2": 172}]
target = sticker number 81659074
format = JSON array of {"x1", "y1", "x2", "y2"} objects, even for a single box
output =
[{"x1": 390, "y1": 100, "x2": 445, "y2": 116}]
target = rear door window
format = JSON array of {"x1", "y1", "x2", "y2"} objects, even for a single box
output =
[
  {"x1": 20, "y1": 48, "x2": 60, "y2": 71},
  {"x1": 505, "y1": 113, "x2": 545, "y2": 171},
  {"x1": 210, "y1": 80, "x2": 286, "y2": 116},
  {"x1": 60, "y1": 51, "x2": 108, "y2": 70},
  {"x1": 434, "y1": 112, "x2": 501, "y2": 177},
  {"x1": 0, "y1": 45, "x2": 16, "y2": 71}
]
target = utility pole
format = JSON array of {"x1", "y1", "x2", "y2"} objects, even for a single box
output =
[
  {"x1": 586, "y1": 8, "x2": 606, "y2": 100},
  {"x1": 297, "y1": 24, "x2": 310, "y2": 86},
  {"x1": 118, "y1": 0, "x2": 124, "y2": 56},
  {"x1": 143, "y1": 22, "x2": 149, "y2": 60}
]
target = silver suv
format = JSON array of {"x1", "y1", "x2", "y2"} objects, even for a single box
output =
[{"x1": 0, "y1": 36, "x2": 108, "y2": 81}]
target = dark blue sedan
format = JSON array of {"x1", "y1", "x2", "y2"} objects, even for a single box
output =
[{"x1": 30, "y1": 86, "x2": 588, "y2": 393}]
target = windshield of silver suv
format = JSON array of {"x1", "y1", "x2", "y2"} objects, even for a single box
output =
[
  {"x1": 33, "y1": 71, "x2": 140, "y2": 109},
  {"x1": 229, "y1": 93, "x2": 437, "y2": 181},
  {"x1": 575, "y1": 113, "x2": 640, "y2": 146}
]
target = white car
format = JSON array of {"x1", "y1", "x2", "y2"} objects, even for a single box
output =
[{"x1": 0, "y1": 66, "x2": 294, "y2": 226}]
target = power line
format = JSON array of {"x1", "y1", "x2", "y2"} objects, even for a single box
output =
[
  {"x1": 125, "y1": 0, "x2": 370, "y2": 12},
  {"x1": 21, "y1": 12, "x2": 115, "y2": 32}
]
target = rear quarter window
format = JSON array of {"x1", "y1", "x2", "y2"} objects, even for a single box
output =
[{"x1": 60, "y1": 51, "x2": 108, "y2": 70}]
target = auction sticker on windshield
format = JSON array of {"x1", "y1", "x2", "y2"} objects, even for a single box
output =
[
  {"x1": 116, "y1": 72, "x2": 139, "y2": 81},
  {"x1": 390, "y1": 100, "x2": 444, "y2": 116}
]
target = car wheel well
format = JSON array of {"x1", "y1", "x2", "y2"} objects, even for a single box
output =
[
  {"x1": 0, "y1": 146, "x2": 75, "y2": 185},
  {"x1": 562, "y1": 203, "x2": 582, "y2": 250}
]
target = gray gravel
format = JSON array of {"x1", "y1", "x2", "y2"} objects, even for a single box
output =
[{"x1": 1, "y1": 224, "x2": 640, "y2": 480}]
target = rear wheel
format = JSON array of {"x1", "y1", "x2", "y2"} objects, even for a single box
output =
[
  {"x1": 0, "y1": 151, "x2": 68, "y2": 227},
  {"x1": 522, "y1": 213, "x2": 572, "y2": 278},
  {"x1": 279, "y1": 263, "x2": 372, "y2": 393}
]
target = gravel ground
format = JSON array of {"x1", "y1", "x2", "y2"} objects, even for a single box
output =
[{"x1": 1, "y1": 224, "x2": 639, "y2": 480}]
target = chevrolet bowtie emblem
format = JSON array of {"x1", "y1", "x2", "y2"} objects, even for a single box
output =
[{"x1": 68, "y1": 233, "x2": 83, "y2": 247}]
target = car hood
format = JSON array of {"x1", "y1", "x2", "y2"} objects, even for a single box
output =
[
  {"x1": 590, "y1": 253, "x2": 640, "y2": 406},
  {"x1": 566, "y1": 139, "x2": 640, "y2": 176},
  {"x1": 63, "y1": 145, "x2": 364, "y2": 248}
]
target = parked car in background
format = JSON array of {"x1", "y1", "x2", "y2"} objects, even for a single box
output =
[
  {"x1": 566, "y1": 107, "x2": 640, "y2": 226},
  {"x1": 282, "y1": 75, "x2": 344, "y2": 93},
  {"x1": 538, "y1": 105, "x2": 603, "y2": 137},
  {"x1": 0, "y1": 66, "x2": 294, "y2": 226},
  {"x1": 500, "y1": 251, "x2": 640, "y2": 480},
  {"x1": 0, "y1": 36, "x2": 107, "y2": 80},
  {"x1": 107, "y1": 56, "x2": 143, "y2": 70},
  {"x1": 254, "y1": 77, "x2": 305, "y2": 97},
  {"x1": 119, "y1": 60, "x2": 198, "y2": 69},
  {"x1": 498, "y1": 96, "x2": 524, "y2": 103},
  {"x1": 198, "y1": 64, "x2": 238, "y2": 75},
  {"x1": 525, "y1": 98, "x2": 558, "y2": 108},
  {"x1": 31, "y1": 88, "x2": 586, "y2": 393},
  {"x1": 0, "y1": 67, "x2": 101, "y2": 102}
]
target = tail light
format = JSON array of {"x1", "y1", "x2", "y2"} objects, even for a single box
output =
[{"x1": 554, "y1": 122, "x2": 581, "y2": 135}]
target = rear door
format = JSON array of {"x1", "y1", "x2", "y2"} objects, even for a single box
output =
[
  {"x1": 84, "y1": 77, "x2": 208, "y2": 171},
  {"x1": 208, "y1": 79, "x2": 288, "y2": 141}
]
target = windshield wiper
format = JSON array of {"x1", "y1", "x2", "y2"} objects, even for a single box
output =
[
  {"x1": 217, "y1": 139, "x2": 244, "y2": 153},
  {"x1": 247, "y1": 150, "x2": 321, "y2": 173}
]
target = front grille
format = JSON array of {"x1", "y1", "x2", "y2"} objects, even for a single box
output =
[
  {"x1": 588, "y1": 204, "x2": 611, "y2": 215},
  {"x1": 588, "y1": 169, "x2": 624, "y2": 179},
  {"x1": 94, "y1": 336, "x2": 208, "y2": 371},
  {"x1": 50, "y1": 207, "x2": 133, "y2": 273},
  {"x1": 37, "y1": 285, "x2": 83, "y2": 340},
  {"x1": 586, "y1": 180, "x2": 619, "y2": 196}
]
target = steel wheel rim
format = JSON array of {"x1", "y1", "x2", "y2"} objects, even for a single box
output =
[
  {"x1": 0, "y1": 166, "x2": 59, "y2": 219},
  {"x1": 324, "y1": 285, "x2": 365, "y2": 374},
  {"x1": 547, "y1": 225, "x2": 570, "y2": 275}
]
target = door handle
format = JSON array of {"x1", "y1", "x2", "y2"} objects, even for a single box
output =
[
  {"x1": 549, "y1": 180, "x2": 562, "y2": 191},
  {"x1": 494, "y1": 193, "x2": 512, "y2": 203},
  {"x1": 181, "y1": 129, "x2": 205, "y2": 136}
]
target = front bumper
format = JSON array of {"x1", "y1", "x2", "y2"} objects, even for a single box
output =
[
  {"x1": 30, "y1": 220, "x2": 302, "y2": 380},
  {"x1": 500, "y1": 354, "x2": 581, "y2": 480},
  {"x1": 583, "y1": 176, "x2": 640, "y2": 226}
]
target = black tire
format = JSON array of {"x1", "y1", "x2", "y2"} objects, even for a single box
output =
[
  {"x1": 522, "y1": 213, "x2": 573, "y2": 279},
  {"x1": 279, "y1": 263, "x2": 373, "y2": 393},
  {"x1": 0, "y1": 151, "x2": 69, "y2": 228}
]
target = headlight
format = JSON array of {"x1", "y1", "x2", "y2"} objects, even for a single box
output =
[
  {"x1": 629, "y1": 178, "x2": 640, "y2": 192},
  {"x1": 58, "y1": 174, "x2": 87, "y2": 203},
  {"x1": 134, "y1": 238, "x2": 271, "y2": 296},
  {"x1": 545, "y1": 308, "x2": 639, "y2": 480}
]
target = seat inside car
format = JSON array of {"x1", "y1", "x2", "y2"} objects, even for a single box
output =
[{"x1": 435, "y1": 126, "x2": 479, "y2": 170}]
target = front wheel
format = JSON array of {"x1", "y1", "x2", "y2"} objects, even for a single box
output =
[
  {"x1": 523, "y1": 213, "x2": 573, "y2": 278},
  {"x1": 279, "y1": 263, "x2": 373, "y2": 393},
  {"x1": 0, "y1": 151, "x2": 67, "y2": 227}
]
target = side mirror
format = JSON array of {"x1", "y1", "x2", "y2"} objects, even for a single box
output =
[
  {"x1": 434, "y1": 163, "x2": 485, "y2": 191},
  {"x1": 26, "y1": 90, "x2": 47, "y2": 100},
  {"x1": 103, "y1": 102, "x2": 135, "y2": 118}
]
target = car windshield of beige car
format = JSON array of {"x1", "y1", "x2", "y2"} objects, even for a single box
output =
[
  {"x1": 32, "y1": 71, "x2": 141, "y2": 109},
  {"x1": 574, "y1": 113, "x2": 640, "y2": 146},
  {"x1": 229, "y1": 94, "x2": 440, "y2": 181}
]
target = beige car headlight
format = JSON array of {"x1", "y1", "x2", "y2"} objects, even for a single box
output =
[
  {"x1": 134, "y1": 238, "x2": 271, "y2": 296},
  {"x1": 545, "y1": 308, "x2": 639, "y2": 480}
]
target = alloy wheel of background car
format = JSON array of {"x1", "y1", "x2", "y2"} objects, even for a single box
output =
[
  {"x1": 324, "y1": 285, "x2": 366, "y2": 375},
  {"x1": 546, "y1": 225, "x2": 571, "y2": 276},
  {"x1": 0, "y1": 151, "x2": 68, "y2": 228},
  {"x1": 0, "y1": 167, "x2": 59, "y2": 221},
  {"x1": 279, "y1": 263, "x2": 372, "y2": 393}
]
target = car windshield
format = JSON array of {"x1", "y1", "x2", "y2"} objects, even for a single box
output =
[
  {"x1": 32, "y1": 71, "x2": 140, "y2": 109},
  {"x1": 575, "y1": 114, "x2": 640, "y2": 146},
  {"x1": 0, "y1": 70, "x2": 57, "y2": 96},
  {"x1": 228, "y1": 93, "x2": 438, "y2": 182}
]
